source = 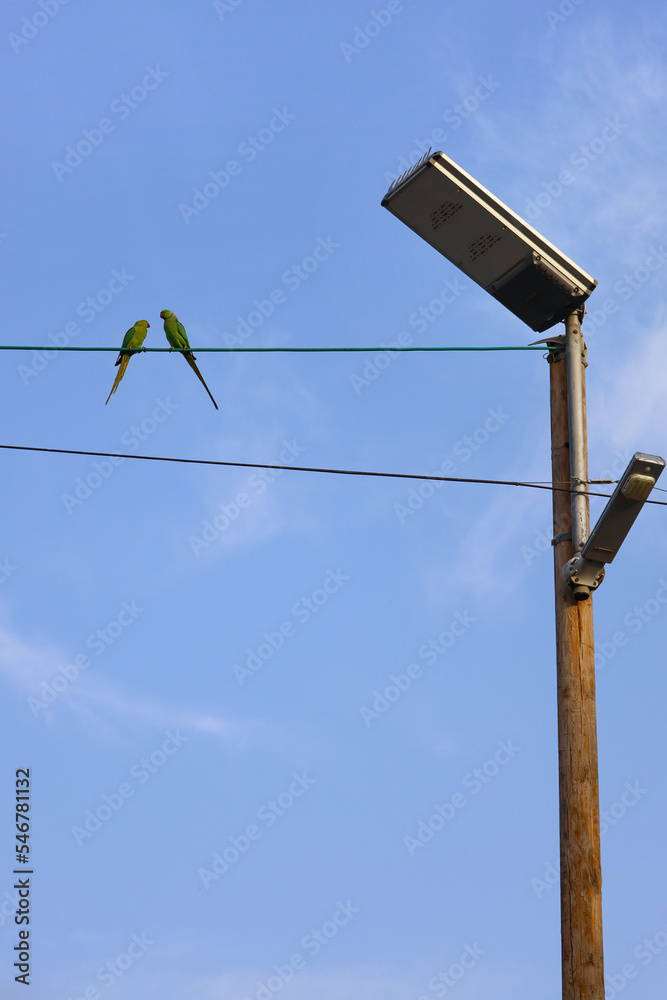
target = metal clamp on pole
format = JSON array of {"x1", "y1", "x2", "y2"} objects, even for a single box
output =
[{"x1": 562, "y1": 552, "x2": 605, "y2": 598}]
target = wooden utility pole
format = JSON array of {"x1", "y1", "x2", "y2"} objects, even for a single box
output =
[{"x1": 548, "y1": 313, "x2": 605, "y2": 999}]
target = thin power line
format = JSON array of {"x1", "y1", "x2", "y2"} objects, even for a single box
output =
[
  {"x1": 0, "y1": 344, "x2": 546, "y2": 353},
  {"x1": 4, "y1": 442, "x2": 667, "y2": 506}
]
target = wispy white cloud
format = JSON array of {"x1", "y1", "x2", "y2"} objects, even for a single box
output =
[
  {"x1": 125, "y1": 958, "x2": 528, "y2": 1000},
  {"x1": 176, "y1": 969, "x2": 410, "y2": 1000},
  {"x1": 421, "y1": 483, "x2": 548, "y2": 608},
  {"x1": 473, "y1": 16, "x2": 667, "y2": 263},
  {"x1": 428, "y1": 306, "x2": 667, "y2": 611},
  {"x1": 589, "y1": 317, "x2": 667, "y2": 454},
  {"x1": 0, "y1": 614, "x2": 263, "y2": 748},
  {"x1": 0, "y1": 617, "x2": 64, "y2": 690}
]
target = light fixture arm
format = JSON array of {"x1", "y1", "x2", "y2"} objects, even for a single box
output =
[{"x1": 563, "y1": 448, "x2": 666, "y2": 599}]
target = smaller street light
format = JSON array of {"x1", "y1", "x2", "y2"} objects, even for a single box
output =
[
  {"x1": 382, "y1": 149, "x2": 597, "y2": 332},
  {"x1": 564, "y1": 452, "x2": 665, "y2": 598}
]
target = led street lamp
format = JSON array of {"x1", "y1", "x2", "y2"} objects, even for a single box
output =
[
  {"x1": 564, "y1": 452, "x2": 665, "y2": 598},
  {"x1": 381, "y1": 143, "x2": 663, "y2": 994},
  {"x1": 382, "y1": 150, "x2": 597, "y2": 332}
]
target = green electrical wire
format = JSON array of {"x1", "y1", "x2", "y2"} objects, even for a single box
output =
[{"x1": 0, "y1": 344, "x2": 547, "y2": 353}]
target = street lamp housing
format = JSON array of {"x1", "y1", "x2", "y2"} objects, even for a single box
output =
[
  {"x1": 382, "y1": 150, "x2": 597, "y2": 332},
  {"x1": 563, "y1": 452, "x2": 665, "y2": 599},
  {"x1": 581, "y1": 452, "x2": 665, "y2": 564}
]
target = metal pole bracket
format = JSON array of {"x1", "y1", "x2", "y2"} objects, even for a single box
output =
[{"x1": 562, "y1": 555, "x2": 605, "y2": 600}]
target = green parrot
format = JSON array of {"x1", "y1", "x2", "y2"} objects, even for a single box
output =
[
  {"x1": 105, "y1": 320, "x2": 150, "y2": 405},
  {"x1": 160, "y1": 309, "x2": 218, "y2": 410}
]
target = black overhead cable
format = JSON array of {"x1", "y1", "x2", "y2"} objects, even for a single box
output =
[{"x1": 2, "y1": 442, "x2": 667, "y2": 506}]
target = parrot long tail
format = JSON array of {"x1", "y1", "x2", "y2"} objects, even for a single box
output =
[
  {"x1": 105, "y1": 353, "x2": 131, "y2": 405},
  {"x1": 183, "y1": 352, "x2": 219, "y2": 410}
]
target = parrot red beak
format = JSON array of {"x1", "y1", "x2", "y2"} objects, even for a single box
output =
[{"x1": 147, "y1": 322, "x2": 150, "y2": 327}]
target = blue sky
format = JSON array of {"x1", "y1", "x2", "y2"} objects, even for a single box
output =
[{"x1": 1, "y1": 1, "x2": 667, "y2": 997}]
